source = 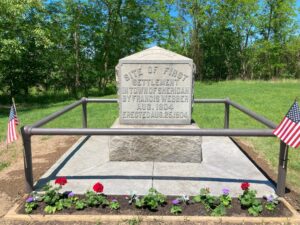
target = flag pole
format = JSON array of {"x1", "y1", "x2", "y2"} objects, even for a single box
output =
[
  {"x1": 12, "y1": 97, "x2": 21, "y2": 143},
  {"x1": 282, "y1": 144, "x2": 288, "y2": 169},
  {"x1": 12, "y1": 97, "x2": 17, "y2": 115}
]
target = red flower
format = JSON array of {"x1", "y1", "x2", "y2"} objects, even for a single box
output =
[
  {"x1": 55, "y1": 177, "x2": 67, "y2": 186},
  {"x1": 241, "y1": 182, "x2": 250, "y2": 190},
  {"x1": 93, "y1": 182, "x2": 104, "y2": 193}
]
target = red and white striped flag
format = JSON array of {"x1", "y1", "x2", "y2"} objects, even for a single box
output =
[
  {"x1": 6, "y1": 104, "x2": 19, "y2": 144},
  {"x1": 273, "y1": 101, "x2": 300, "y2": 148}
]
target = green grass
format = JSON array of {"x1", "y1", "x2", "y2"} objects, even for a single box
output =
[
  {"x1": 0, "y1": 80, "x2": 299, "y2": 191},
  {"x1": 0, "y1": 162, "x2": 10, "y2": 171},
  {"x1": 194, "y1": 80, "x2": 300, "y2": 191}
]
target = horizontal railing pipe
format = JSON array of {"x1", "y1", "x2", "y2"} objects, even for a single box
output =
[
  {"x1": 31, "y1": 99, "x2": 83, "y2": 128},
  {"x1": 29, "y1": 128, "x2": 274, "y2": 137},
  {"x1": 228, "y1": 100, "x2": 277, "y2": 129},
  {"x1": 86, "y1": 98, "x2": 118, "y2": 103},
  {"x1": 194, "y1": 99, "x2": 226, "y2": 103},
  {"x1": 86, "y1": 98, "x2": 227, "y2": 104}
]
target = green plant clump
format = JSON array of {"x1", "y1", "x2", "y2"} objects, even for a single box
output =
[
  {"x1": 193, "y1": 188, "x2": 219, "y2": 210},
  {"x1": 42, "y1": 183, "x2": 80, "y2": 214},
  {"x1": 25, "y1": 201, "x2": 38, "y2": 214},
  {"x1": 42, "y1": 183, "x2": 61, "y2": 206},
  {"x1": 193, "y1": 188, "x2": 232, "y2": 216},
  {"x1": 75, "y1": 200, "x2": 87, "y2": 210},
  {"x1": 109, "y1": 200, "x2": 120, "y2": 210},
  {"x1": 170, "y1": 205, "x2": 182, "y2": 215},
  {"x1": 135, "y1": 188, "x2": 166, "y2": 211},
  {"x1": 265, "y1": 195, "x2": 279, "y2": 211},
  {"x1": 42, "y1": 183, "x2": 64, "y2": 214},
  {"x1": 239, "y1": 185, "x2": 263, "y2": 216},
  {"x1": 85, "y1": 191, "x2": 109, "y2": 207}
]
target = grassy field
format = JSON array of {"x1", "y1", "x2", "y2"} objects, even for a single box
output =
[{"x1": 0, "y1": 80, "x2": 299, "y2": 190}]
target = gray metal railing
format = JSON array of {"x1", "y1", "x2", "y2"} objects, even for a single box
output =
[{"x1": 20, "y1": 98, "x2": 288, "y2": 197}]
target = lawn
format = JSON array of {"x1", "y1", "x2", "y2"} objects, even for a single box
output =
[{"x1": 0, "y1": 80, "x2": 299, "y2": 191}]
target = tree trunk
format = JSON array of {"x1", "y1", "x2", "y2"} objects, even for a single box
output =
[{"x1": 73, "y1": 30, "x2": 80, "y2": 96}]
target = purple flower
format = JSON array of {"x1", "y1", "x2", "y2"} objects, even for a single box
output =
[
  {"x1": 172, "y1": 199, "x2": 180, "y2": 205},
  {"x1": 222, "y1": 188, "x2": 230, "y2": 195},
  {"x1": 68, "y1": 192, "x2": 75, "y2": 198},
  {"x1": 26, "y1": 197, "x2": 34, "y2": 203},
  {"x1": 112, "y1": 199, "x2": 118, "y2": 202},
  {"x1": 266, "y1": 195, "x2": 274, "y2": 202}
]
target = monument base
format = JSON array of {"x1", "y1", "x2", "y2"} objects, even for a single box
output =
[{"x1": 109, "y1": 119, "x2": 202, "y2": 163}]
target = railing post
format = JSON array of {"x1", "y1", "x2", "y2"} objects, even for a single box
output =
[
  {"x1": 224, "y1": 98, "x2": 230, "y2": 129},
  {"x1": 82, "y1": 97, "x2": 87, "y2": 128},
  {"x1": 276, "y1": 141, "x2": 289, "y2": 196},
  {"x1": 21, "y1": 126, "x2": 34, "y2": 193}
]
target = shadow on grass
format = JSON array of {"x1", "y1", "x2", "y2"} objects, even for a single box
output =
[
  {"x1": 0, "y1": 86, "x2": 117, "y2": 106},
  {"x1": 0, "y1": 88, "x2": 118, "y2": 117}
]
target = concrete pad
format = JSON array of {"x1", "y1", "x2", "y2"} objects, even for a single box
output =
[
  {"x1": 153, "y1": 137, "x2": 274, "y2": 197},
  {"x1": 36, "y1": 135, "x2": 275, "y2": 197}
]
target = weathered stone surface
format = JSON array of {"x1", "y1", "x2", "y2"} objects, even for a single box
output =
[
  {"x1": 116, "y1": 46, "x2": 195, "y2": 125},
  {"x1": 109, "y1": 119, "x2": 202, "y2": 163}
]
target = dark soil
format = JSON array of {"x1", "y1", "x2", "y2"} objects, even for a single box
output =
[{"x1": 18, "y1": 196, "x2": 292, "y2": 217}]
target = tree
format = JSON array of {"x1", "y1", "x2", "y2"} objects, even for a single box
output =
[{"x1": 0, "y1": 0, "x2": 52, "y2": 96}]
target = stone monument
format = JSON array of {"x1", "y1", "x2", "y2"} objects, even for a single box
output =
[{"x1": 109, "y1": 46, "x2": 202, "y2": 163}]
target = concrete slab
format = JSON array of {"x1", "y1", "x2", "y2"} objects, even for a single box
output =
[
  {"x1": 36, "y1": 135, "x2": 275, "y2": 197},
  {"x1": 153, "y1": 137, "x2": 274, "y2": 196}
]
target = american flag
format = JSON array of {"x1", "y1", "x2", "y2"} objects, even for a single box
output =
[
  {"x1": 6, "y1": 104, "x2": 19, "y2": 144},
  {"x1": 273, "y1": 101, "x2": 300, "y2": 148}
]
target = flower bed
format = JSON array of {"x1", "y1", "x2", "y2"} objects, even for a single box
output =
[{"x1": 20, "y1": 178, "x2": 292, "y2": 217}]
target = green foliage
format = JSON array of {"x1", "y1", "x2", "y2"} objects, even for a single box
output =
[
  {"x1": 265, "y1": 196, "x2": 279, "y2": 211},
  {"x1": 211, "y1": 204, "x2": 226, "y2": 217},
  {"x1": 220, "y1": 194, "x2": 232, "y2": 207},
  {"x1": 41, "y1": 183, "x2": 80, "y2": 213},
  {"x1": 42, "y1": 183, "x2": 61, "y2": 206},
  {"x1": 134, "y1": 198, "x2": 144, "y2": 208},
  {"x1": 193, "y1": 188, "x2": 219, "y2": 210},
  {"x1": 85, "y1": 191, "x2": 109, "y2": 207},
  {"x1": 135, "y1": 188, "x2": 166, "y2": 211},
  {"x1": 75, "y1": 200, "x2": 87, "y2": 210},
  {"x1": 41, "y1": 184, "x2": 65, "y2": 214},
  {"x1": 192, "y1": 188, "x2": 209, "y2": 203},
  {"x1": 0, "y1": 0, "x2": 149, "y2": 96},
  {"x1": 239, "y1": 189, "x2": 263, "y2": 216},
  {"x1": 58, "y1": 197, "x2": 78, "y2": 209},
  {"x1": 265, "y1": 201, "x2": 277, "y2": 211},
  {"x1": 25, "y1": 201, "x2": 38, "y2": 214},
  {"x1": 0, "y1": 0, "x2": 299, "y2": 99},
  {"x1": 170, "y1": 205, "x2": 182, "y2": 215},
  {"x1": 44, "y1": 205, "x2": 57, "y2": 214},
  {"x1": 109, "y1": 200, "x2": 120, "y2": 210},
  {"x1": 54, "y1": 199, "x2": 64, "y2": 211},
  {"x1": 193, "y1": 188, "x2": 232, "y2": 216},
  {"x1": 248, "y1": 199, "x2": 263, "y2": 216},
  {"x1": 239, "y1": 189, "x2": 257, "y2": 208},
  {"x1": 0, "y1": 162, "x2": 10, "y2": 171}
]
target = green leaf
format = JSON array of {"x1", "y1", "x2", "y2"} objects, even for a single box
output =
[
  {"x1": 170, "y1": 205, "x2": 182, "y2": 215},
  {"x1": 44, "y1": 205, "x2": 57, "y2": 214}
]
